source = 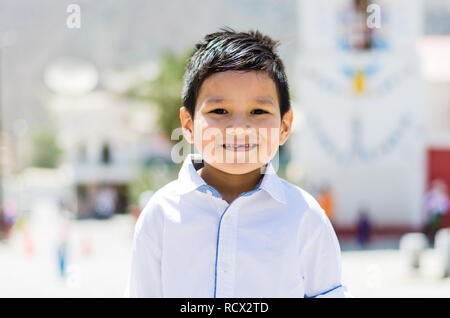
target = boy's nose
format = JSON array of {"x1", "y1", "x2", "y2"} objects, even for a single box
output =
[
  {"x1": 224, "y1": 114, "x2": 259, "y2": 141},
  {"x1": 226, "y1": 127, "x2": 251, "y2": 136},
  {"x1": 227, "y1": 114, "x2": 251, "y2": 131}
]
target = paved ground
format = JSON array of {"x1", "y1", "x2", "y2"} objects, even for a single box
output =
[
  {"x1": 0, "y1": 199, "x2": 134, "y2": 297},
  {"x1": 341, "y1": 248, "x2": 450, "y2": 297},
  {"x1": 1, "y1": 199, "x2": 449, "y2": 298}
]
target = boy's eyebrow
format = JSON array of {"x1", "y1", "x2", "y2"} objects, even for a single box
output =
[
  {"x1": 254, "y1": 96, "x2": 275, "y2": 106},
  {"x1": 203, "y1": 95, "x2": 275, "y2": 105},
  {"x1": 203, "y1": 96, "x2": 227, "y2": 104}
]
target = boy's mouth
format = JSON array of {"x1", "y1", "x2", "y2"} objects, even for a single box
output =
[{"x1": 222, "y1": 143, "x2": 258, "y2": 152}]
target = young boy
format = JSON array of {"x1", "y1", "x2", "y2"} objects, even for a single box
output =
[{"x1": 126, "y1": 28, "x2": 351, "y2": 298}]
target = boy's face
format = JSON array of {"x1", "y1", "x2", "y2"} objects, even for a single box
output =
[{"x1": 180, "y1": 70, "x2": 293, "y2": 175}]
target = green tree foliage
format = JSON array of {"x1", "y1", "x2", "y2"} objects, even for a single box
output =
[
  {"x1": 29, "y1": 127, "x2": 63, "y2": 168},
  {"x1": 126, "y1": 49, "x2": 193, "y2": 142},
  {"x1": 125, "y1": 49, "x2": 193, "y2": 205}
]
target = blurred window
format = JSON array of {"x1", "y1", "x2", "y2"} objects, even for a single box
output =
[{"x1": 101, "y1": 142, "x2": 111, "y2": 165}]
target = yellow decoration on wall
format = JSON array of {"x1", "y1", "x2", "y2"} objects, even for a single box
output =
[{"x1": 353, "y1": 70, "x2": 365, "y2": 94}]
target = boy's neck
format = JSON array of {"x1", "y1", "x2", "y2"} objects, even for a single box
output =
[{"x1": 197, "y1": 162, "x2": 265, "y2": 204}]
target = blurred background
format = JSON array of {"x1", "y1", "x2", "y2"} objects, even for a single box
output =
[{"x1": 0, "y1": 0, "x2": 449, "y2": 297}]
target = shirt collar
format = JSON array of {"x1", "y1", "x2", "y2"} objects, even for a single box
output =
[{"x1": 176, "y1": 153, "x2": 287, "y2": 204}]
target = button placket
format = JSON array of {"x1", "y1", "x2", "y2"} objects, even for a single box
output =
[{"x1": 215, "y1": 204, "x2": 238, "y2": 297}]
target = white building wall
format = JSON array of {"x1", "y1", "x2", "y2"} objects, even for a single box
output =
[
  {"x1": 295, "y1": 0, "x2": 426, "y2": 229},
  {"x1": 426, "y1": 82, "x2": 450, "y2": 133}
]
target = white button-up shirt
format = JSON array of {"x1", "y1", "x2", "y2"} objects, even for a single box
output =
[{"x1": 125, "y1": 154, "x2": 351, "y2": 298}]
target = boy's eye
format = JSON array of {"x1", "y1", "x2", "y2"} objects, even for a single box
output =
[
  {"x1": 251, "y1": 109, "x2": 268, "y2": 115},
  {"x1": 210, "y1": 108, "x2": 228, "y2": 114}
]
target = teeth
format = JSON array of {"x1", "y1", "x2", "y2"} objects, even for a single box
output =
[{"x1": 224, "y1": 144, "x2": 256, "y2": 148}]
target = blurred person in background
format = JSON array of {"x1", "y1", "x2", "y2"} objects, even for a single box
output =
[
  {"x1": 95, "y1": 187, "x2": 116, "y2": 219},
  {"x1": 423, "y1": 179, "x2": 450, "y2": 246},
  {"x1": 317, "y1": 184, "x2": 335, "y2": 224},
  {"x1": 0, "y1": 199, "x2": 18, "y2": 241},
  {"x1": 57, "y1": 211, "x2": 71, "y2": 277},
  {"x1": 57, "y1": 238, "x2": 68, "y2": 277},
  {"x1": 356, "y1": 207, "x2": 371, "y2": 248},
  {"x1": 0, "y1": 204, "x2": 3, "y2": 240}
]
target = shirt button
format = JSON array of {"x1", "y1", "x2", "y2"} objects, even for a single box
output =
[
  {"x1": 222, "y1": 264, "x2": 229, "y2": 273},
  {"x1": 206, "y1": 189, "x2": 213, "y2": 196},
  {"x1": 224, "y1": 215, "x2": 232, "y2": 223}
]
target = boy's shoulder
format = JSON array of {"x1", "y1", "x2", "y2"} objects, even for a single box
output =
[
  {"x1": 277, "y1": 177, "x2": 329, "y2": 224},
  {"x1": 151, "y1": 179, "x2": 180, "y2": 199},
  {"x1": 279, "y1": 178, "x2": 322, "y2": 209},
  {"x1": 134, "y1": 180, "x2": 180, "y2": 234}
]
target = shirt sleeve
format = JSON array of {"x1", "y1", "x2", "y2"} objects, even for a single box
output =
[
  {"x1": 124, "y1": 200, "x2": 164, "y2": 298},
  {"x1": 300, "y1": 207, "x2": 352, "y2": 298}
]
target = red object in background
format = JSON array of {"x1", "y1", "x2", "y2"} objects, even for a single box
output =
[
  {"x1": 130, "y1": 205, "x2": 141, "y2": 223},
  {"x1": 427, "y1": 148, "x2": 450, "y2": 227},
  {"x1": 23, "y1": 227, "x2": 34, "y2": 258}
]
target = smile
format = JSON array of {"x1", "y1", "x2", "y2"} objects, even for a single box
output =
[{"x1": 222, "y1": 144, "x2": 258, "y2": 152}]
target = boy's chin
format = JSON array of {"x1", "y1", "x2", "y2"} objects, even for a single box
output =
[{"x1": 208, "y1": 161, "x2": 266, "y2": 175}]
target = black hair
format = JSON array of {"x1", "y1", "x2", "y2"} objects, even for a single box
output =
[{"x1": 182, "y1": 27, "x2": 290, "y2": 119}]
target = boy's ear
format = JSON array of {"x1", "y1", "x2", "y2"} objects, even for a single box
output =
[
  {"x1": 279, "y1": 109, "x2": 293, "y2": 146},
  {"x1": 180, "y1": 106, "x2": 194, "y2": 144}
]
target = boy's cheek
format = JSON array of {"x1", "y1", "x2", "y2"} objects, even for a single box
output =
[
  {"x1": 193, "y1": 127, "x2": 222, "y2": 158},
  {"x1": 192, "y1": 120, "x2": 210, "y2": 144},
  {"x1": 259, "y1": 128, "x2": 281, "y2": 148}
]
